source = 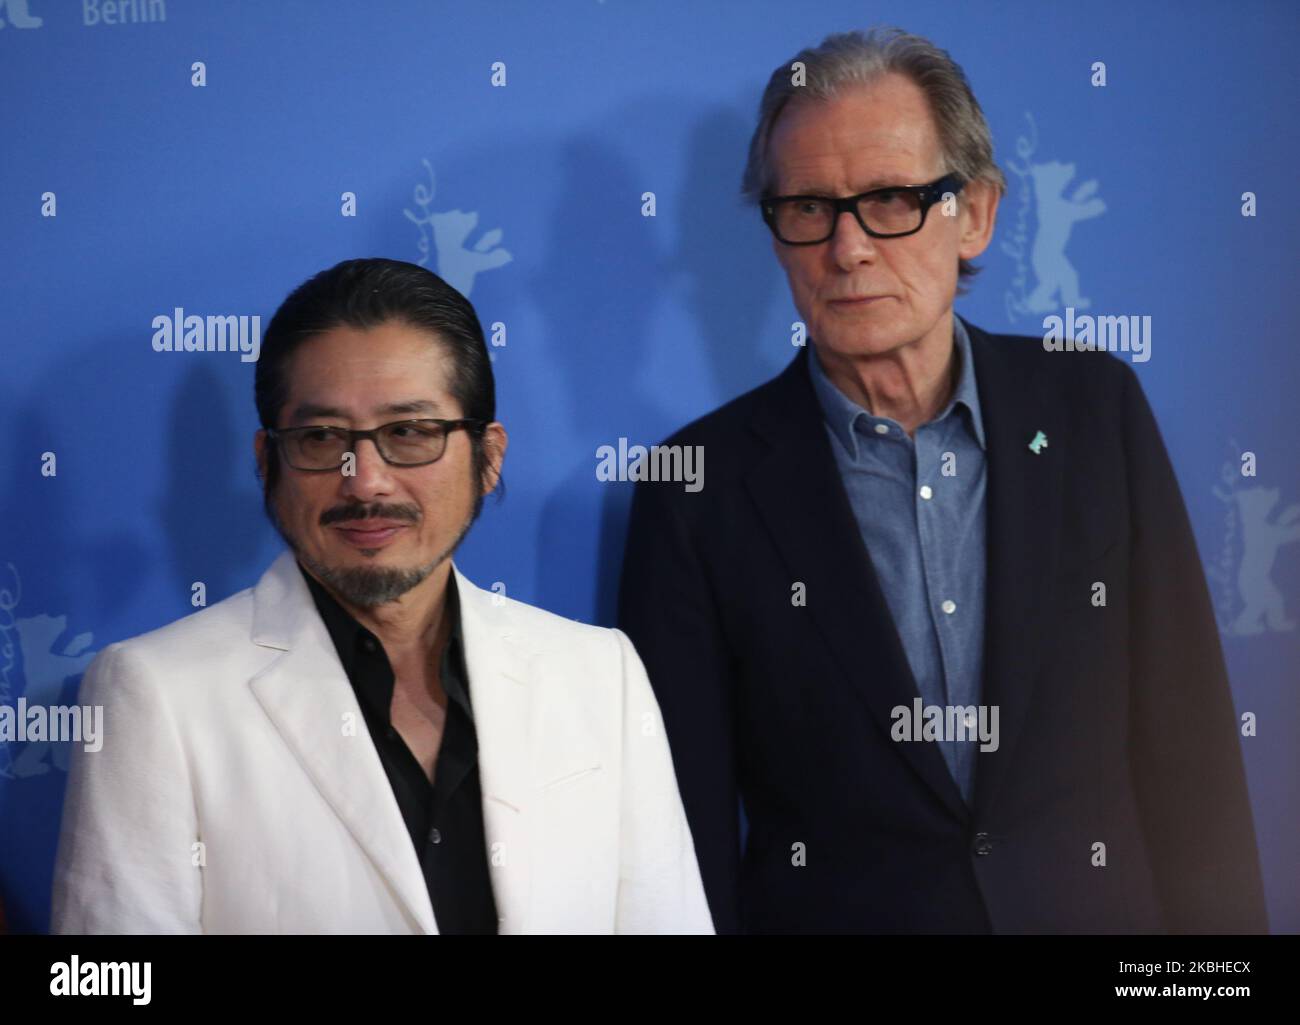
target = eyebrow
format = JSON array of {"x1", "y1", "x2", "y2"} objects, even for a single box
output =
[
  {"x1": 782, "y1": 177, "x2": 916, "y2": 195},
  {"x1": 287, "y1": 399, "x2": 444, "y2": 423}
]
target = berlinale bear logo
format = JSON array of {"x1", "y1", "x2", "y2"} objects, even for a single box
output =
[{"x1": 0, "y1": 0, "x2": 42, "y2": 29}]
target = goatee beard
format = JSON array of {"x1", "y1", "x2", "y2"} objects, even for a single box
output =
[
  {"x1": 288, "y1": 516, "x2": 475, "y2": 608},
  {"x1": 297, "y1": 550, "x2": 444, "y2": 607}
]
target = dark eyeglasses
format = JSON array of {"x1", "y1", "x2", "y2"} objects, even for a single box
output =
[
  {"x1": 266, "y1": 418, "x2": 488, "y2": 471},
  {"x1": 760, "y1": 174, "x2": 965, "y2": 245}
]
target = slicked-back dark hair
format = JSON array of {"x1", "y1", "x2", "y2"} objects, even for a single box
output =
[{"x1": 255, "y1": 257, "x2": 501, "y2": 522}]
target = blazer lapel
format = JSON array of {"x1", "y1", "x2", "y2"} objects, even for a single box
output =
[
  {"x1": 744, "y1": 349, "x2": 968, "y2": 822},
  {"x1": 966, "y1": 323, "x2": 1065, "y2": 816},
  {"x1": 248, "y1": 550, "x2": 437, "y2": 934},
  {"x1": 453, "y1": 566, "x2": 535, "y2": 935}
]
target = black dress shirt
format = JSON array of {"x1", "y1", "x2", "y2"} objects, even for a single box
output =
[{"x1": 300, "y1": 562, "x2": 498, "y2": 934}]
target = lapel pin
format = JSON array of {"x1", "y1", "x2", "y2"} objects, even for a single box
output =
[{"x1": 1028, "y1": 430, "x2": 1048, "y2": 455}]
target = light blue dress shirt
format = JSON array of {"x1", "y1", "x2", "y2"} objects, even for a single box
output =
[{"x1": 808, "y1": 316, "x2": 987, "y2": 803}]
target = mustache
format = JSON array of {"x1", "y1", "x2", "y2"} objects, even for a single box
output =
[{"x1": 320, "y1": 504, "x2": 420, "y2": 527}]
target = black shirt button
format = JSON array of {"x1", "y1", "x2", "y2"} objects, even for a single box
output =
[
  {"x1": 385, "y1": 727, "x2": 396, "y2": 741},
  {"x1": 428, "y1": 827, "x2": 442, "y2": 846},
  {"x1": 972, "y1": 831, "x2": 994, "y2": 856},
  {"x1": 361, "y1": 636, "x2": 377, "y2": 653}
]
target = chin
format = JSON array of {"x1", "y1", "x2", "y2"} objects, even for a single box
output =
[
  {"x1": 819, "y1": 325, "x2": 907, "y2": 358},
  {"x1": 334, "y1": 543, "x2": 404, "y2": 562}
]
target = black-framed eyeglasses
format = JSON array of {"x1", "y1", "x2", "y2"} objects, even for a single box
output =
[
  {"x1": 760, "y1": 174, "x2": 965, "y2": 245},
  {"x1": 266, "y1": 418, "x2": 488, "y2": 471}
]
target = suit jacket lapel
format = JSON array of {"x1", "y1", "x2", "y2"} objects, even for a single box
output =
[
  {"x1": 453, "y1": 566, "x2": 535, "y2": 935},
  {"x1": 247, "y1": 553, "x2": 541, "y2": 935},
  {"x1": 248, "y1": 550, "x2": 437, "y2": 934},
  {"x1": 744, "y1": 349, "x2": 968, "y2": 822},
  {"x1": 966, "y1": 322, "x2": 1065, "y2": 817}
]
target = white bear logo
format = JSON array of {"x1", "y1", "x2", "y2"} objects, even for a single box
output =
[
  {"x1": 1003, "y1": 113, "x2": 1106, "y2": 322},
  {"x1": 404, "y1": 158, "x2": 512, "y2": 298},
  {"x1": 1021, "y1": 160, "x2": 1106, "y2": 314},
  {"x1": 1231, "y1": 486, "x2": 1300, "y2": 635},
  {"x1": 0, "y1": 0, "x2": 43, "y2": 29}
]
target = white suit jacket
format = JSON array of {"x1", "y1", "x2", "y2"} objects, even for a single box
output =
[{"x1": 51, "y1": 550, "x2": 713, "y2": 934}]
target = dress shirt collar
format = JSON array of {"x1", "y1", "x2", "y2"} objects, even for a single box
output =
[
  {"x1": 298, "y1": 561, "x2": 473, "y2": 720},
  {"x1": 808, "y1": 313, "x2": 986, "y2": 458}
]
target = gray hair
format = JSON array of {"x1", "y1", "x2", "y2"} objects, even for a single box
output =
[{"x1": 741, "y1": 27, "x2": 1005, "y2": 282}]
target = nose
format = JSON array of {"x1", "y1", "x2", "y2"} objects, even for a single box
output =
[
  {"x1": 829, "y1": 208, "x2": 879, "y2": 270},
  {"x1": 338, "y1": 436, "x2": 396, "y2": 499}
]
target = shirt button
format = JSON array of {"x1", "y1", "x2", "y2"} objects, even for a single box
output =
[
  {"x1": 941, "y1": 599, "x2": 957, "y2": 615},
  {"x1": 873, "y1": 423, "x2": 889, "y2": 435},
  {"x1": 428, "y1": 828, "x2": 442, "y2": 846},
  {"x1": 361, "y1": 636, "x2": 377, "y2": 653},
  {"x1": 919, "y1": 485, "x2": 933, "y2": 500},
  {"x1": 972, "y1": 832, "x2": 994, "y2": 856},
  {"x1": 385, "y1": 727, "x2": 396, "y2": 741}
]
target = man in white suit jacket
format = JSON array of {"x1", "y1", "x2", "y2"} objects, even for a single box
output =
[{"x1": 51, "y1": 258, "x2": 712, "y2": 935}]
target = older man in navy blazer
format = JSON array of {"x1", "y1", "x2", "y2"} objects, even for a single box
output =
[{"x1": 618, "y1": 28, "x2": 1266, "y2": 934}]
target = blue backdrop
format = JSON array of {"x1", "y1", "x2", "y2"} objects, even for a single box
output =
[{"x1": 2, "y1": 0, "x2": 1296, "y2": 934}]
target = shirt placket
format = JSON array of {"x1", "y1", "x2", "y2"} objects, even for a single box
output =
[{"x1": 915, "y1": 422, "x2": 965, "y2": 787}]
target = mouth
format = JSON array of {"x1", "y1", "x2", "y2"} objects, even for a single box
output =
[
  {"x1": 333, "y1": 523, "x2": 408, "y2": 549},
  {"x1": 829, "y1": 295, "x2": 889, "y2": 307}
]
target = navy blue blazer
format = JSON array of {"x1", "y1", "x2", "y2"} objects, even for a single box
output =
[{"x1": 617, "y1": 318, "x2": 1267, "y2": 934}]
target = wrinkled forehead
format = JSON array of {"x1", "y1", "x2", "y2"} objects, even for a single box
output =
[{"x1": 765, "y1": 77, "x2": 944, "y2": 193}]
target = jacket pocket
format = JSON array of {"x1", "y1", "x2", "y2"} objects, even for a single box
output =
[{"x1": 538, "y1": 762, "x2": 603, "y2": 791}]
